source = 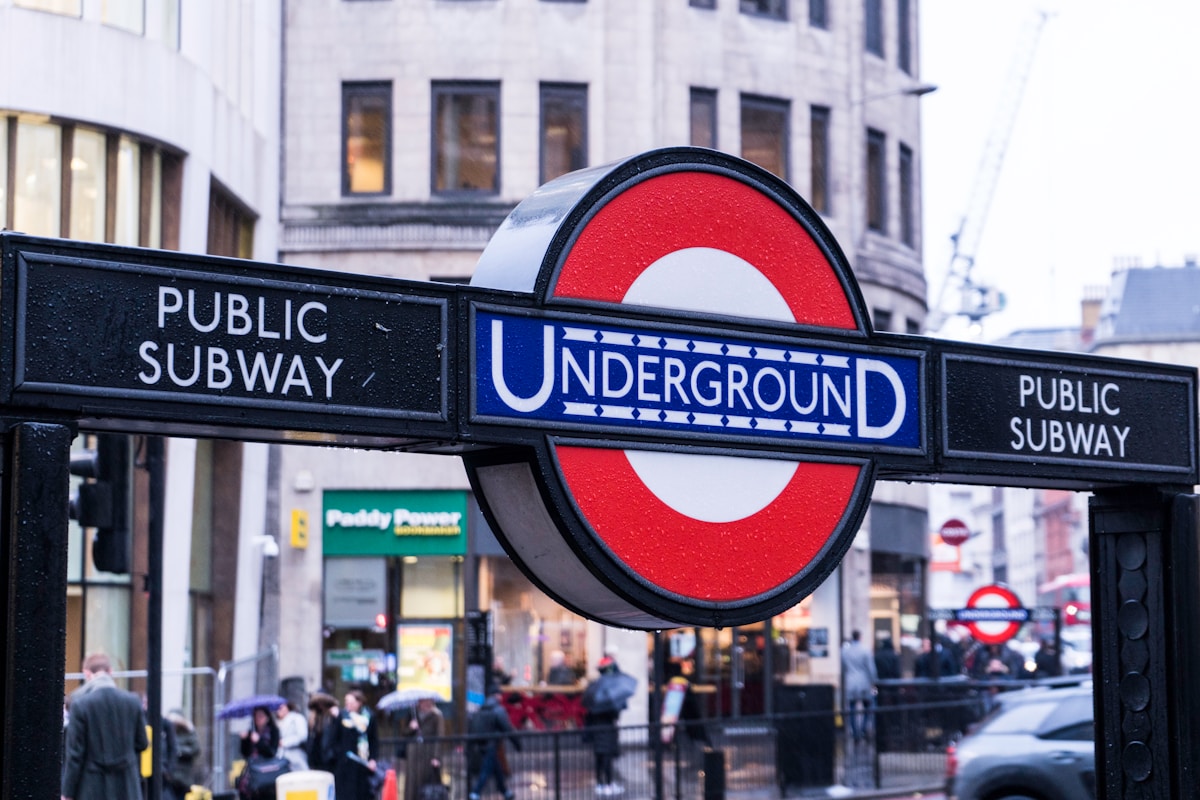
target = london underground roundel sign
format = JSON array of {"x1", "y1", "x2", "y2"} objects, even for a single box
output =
[{"x1": 467, "y1": 148, "x2": 903, "y2": 629}]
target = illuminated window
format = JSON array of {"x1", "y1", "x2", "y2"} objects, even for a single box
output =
[
  {"x1": 14, "y1": 119, "x2": 61, "y2": 237},
  {"x1": 0, "y1": 119, "x2": 8, "y2": 230},
  {"x1": 14, "y1": 0, "x2": 81, "y2": 16},
  {"x1": 690, "y1": 88, "x2": 717, "y2": 149},
  {"x1": 114, "y1": 136, "x2": 140, "y2": 246},
  {"x1": 342, "y1": 82, "x2": 392, "y2": 196},
  {"x1": 69, "y1": 129, "x2": 107, "y2": 242},
  {"x1": 540, "y1": 83, "x2": 587, "y2": 184},
  {"x1": 103, "y1": 0, "x2": 145, "y2": 35},
  {"x1": 432, "y1": 82, "x2": 500, "y2": 195},
  {"x1": 741, "y1": 94, "x2": 789, "y2": 181}
]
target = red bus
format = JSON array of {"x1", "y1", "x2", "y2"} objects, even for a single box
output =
[{"x1": 1037, "y1": 573, "x2": 1091, "y2": 626}]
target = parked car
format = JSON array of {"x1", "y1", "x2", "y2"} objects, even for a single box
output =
[{"x1": 945, "y1": 684, "x2": 1095, "y2": 800}]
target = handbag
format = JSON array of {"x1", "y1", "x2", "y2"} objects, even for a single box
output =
[{"x1": 237, "y1": 756, "x2": 291, "y2": 800}]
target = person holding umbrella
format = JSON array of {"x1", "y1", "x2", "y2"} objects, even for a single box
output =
[{"x1": 581, "y1": 656, "x2": 635, "y2": 796}]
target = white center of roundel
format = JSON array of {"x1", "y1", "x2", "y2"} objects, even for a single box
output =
[
  {"x1": 625, "y1": 450, "x2": 799, "y2": 523},
  {"x1": 623, "y1": 247, "x2": 795, "y2": 323},
  {"x1": 620, "y1": 246, "x2": 798, "y2": 522}
]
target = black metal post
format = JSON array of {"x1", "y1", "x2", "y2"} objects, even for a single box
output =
[
  {"x1": 0, "y1": 421, "x2": 74, "y2": 800},
  {"x1": 146, "y1": 436, "x2": 165, "y2": 800},
  {"x1": 1090, "y1": 487, "x2": 1180, "y2": 799},
  {"x1": 652, "y1": 631, "x2": 666, "y2": 800}
]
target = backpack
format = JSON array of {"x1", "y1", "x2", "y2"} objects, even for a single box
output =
[{"x1": 237, "y1": 756, "x2": 291, "y2": 800}]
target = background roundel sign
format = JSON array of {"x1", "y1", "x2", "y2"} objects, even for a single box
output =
[
  {"x1": 467, "y1": 148, "x2": 908, "y2": 630},
  {"x1": 963, "y1": 584, "x2": 1026, "y2": 645}
]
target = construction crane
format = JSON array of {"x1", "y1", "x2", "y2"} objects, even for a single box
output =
[{"x1": 927, "y1": 11, "x2": 1051, "y2": 332}]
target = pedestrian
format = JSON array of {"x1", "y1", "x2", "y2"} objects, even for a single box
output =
[
  {"x1": 467, "y1": 683, "x2": 521, "y2": 800},
  {"x1": 842, "y1": 630, "x2": 877, "y2": 743},
  {"x1": 403, "y1": 697, "x2": 446, "y2": 800},
  {"x1": 165, "y1": 710, "x2": 201, "y2": 800},
  {"x1": 874, "y1": 636, "x2": 901, "y2": 680},
  {"x1": 61, "y1": 651, "x2": 149, "y2": 800},
  {"x1": 330, "y1": 690, "x2": 379, "y2": 800},
  {"x1": 307, "y1": 693, "x2": 340, "y2": 773},
  {"x1": 1034, "y1": 638, "x2": 1062, "y2": 679},
  {"x1": 276, "y1": 700, "x2": 310, "y2": 772},
  {"x1": 240, "y1": 706, "x2": 281, "y2": 763},
  {"x1": 546, "y1": 650, "x2": 577, "y2": 686},
  {"x1": 581, "y1": 656, "x2": 628, "y2": 795}
]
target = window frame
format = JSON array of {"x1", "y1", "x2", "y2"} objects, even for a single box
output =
[
  {"x1": 740, "y1": 93, "x2": 791, "y2": 182},
  {"x1": 690, "y1": 88, "x2": 718, "y2": 150},
  {"x1": 539, "y1": 82, "x2": 588, "y2": 185},
  {"x1": 431, "y1": 80, "x2": 501, "y2": 197},
  {"x1": 866, "y1": 127, "x2": 887, "y2": 234},
  {"x1": 341, "y1": 81, "x2": 393, "y2": 197},
  {"x1": 809, "y1": 105, "x2": 831, "y2": 214}
]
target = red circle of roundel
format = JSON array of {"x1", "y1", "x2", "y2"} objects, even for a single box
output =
[
  {"x1": 551, "y1": 170, "x2": 861, "y2": 331},
  {"x1": 966, "y1": 584, "x2": 1024, "y2": 645},
  {"x1": 556, "y1": 446, "x2": 865, "y2": 603}
]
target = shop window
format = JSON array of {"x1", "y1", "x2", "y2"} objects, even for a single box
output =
[
  {"x1": 14, "y1": 0, "x2": 81, "y2": 15},
  {"x1": 342, "y1": 82, "x2": 392, "y2": 196},
  {"x1": 540, "y1": 83, "x2": 587, "y2": 184},
  {"x1": 899, "y1": 142, "x2": 914, "y2": 246},
  {"x1": 865, "y1": 0, "x2": 883, "y2": 57},
  {"x1": 740, "y1": 0, "x2": 786, "y2": 20},
  {"x1": 432, "y1": 81, "x2": 500, "y2": 195},
  {"x1": 690, "y1": 88, "x2": 717, "y2": 149},
  {"x1": 809, "y1": 105, "x2": 830, "y2": 213},
  {"x1": 401, "y1": 556, "x2": 462, "y2": 619},
  {"x1": 741, "y1": 94, "x2": 789, "y2": 181},
  {"x1": 14, "y1": 119, "x2": 61, "y2": 237},
  {"x1": 103, "y1": 0, "x2": 145, "y2": 35},
  {"x1": 866, "y1": 128, "x2": 886, "y2": 233}
]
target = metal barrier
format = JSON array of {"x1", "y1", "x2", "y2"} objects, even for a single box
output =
[{"x1": 212, "y1": 645, "x2": 279, "y2": 792}]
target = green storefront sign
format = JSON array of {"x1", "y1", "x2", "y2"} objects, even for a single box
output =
[{"x1": 323, "y1": 489, "x2": 468, "y2": 556}]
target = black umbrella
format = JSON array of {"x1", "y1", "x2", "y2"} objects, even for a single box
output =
[
  {"x1": 217, "y1": 693, "x2": 287, "y2": 720},
  {"x1": 582, "y1": 671, "x2": 638, "y2": 715}
]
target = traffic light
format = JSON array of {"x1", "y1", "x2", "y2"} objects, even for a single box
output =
[{"x1": 69, "y1": 433, "x2": 133, "y2": 574}]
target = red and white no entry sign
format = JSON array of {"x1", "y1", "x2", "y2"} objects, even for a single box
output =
[
  {"x1": 939, "y1": 518, "x2": 970, "y2": 547},
  {"x1": 963, "y1": 584, "x2": 1026, "y2": 645}
]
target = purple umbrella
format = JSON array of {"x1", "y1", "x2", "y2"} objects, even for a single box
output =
[{"x1": 217, "y1": 693, "x2": 287, "y2": 720}]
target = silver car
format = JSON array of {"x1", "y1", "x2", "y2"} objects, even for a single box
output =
[{"x1": 945, "y1": 684, "x2": 1095, "y2": 800}]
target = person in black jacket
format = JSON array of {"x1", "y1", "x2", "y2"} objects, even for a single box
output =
[
  {"x1": 61, "y1": 652, "x2": 149, "y2": 800},
  {"x1": 307, "y1": 693, "x2": 339, "y2": 773},
  {"x1": 239, "y1": 706, "x2": 281, "y2": 762},
  {"x1": 330, "y1": 690, "x2": 379, "y2": 800},
  {"x1": 467, "y1": 684, "x2": 521, "y2": 800},
  {"x1": 874, "y1": 637, "x2": 902, "y2": 680}
]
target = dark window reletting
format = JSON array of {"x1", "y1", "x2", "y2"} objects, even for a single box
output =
[
  {"x1": 898, "y1": 0, "x2": 912, "y2": 73},
  {"x1": 740, "y1": 0, "x2": 786, "y2": 20},
  {"x1": 741, "y1": 94, "x2": 790, "y2": 181},
  {"x1": 873, "y1": 308, "x2": 893, "y2": 333},
  {"x1": 866, "y1": 128, "x2": 886, "y2": 233},
  {"x1": 865, "y1": 0, "x2": 883, "y2": 57},
  {"x1": 899, "y1": 142, "x2": 914, "y2": 246},
  {"x1": 691, "y1": 88, "x2": 718, "y2": 150},
  {"x1": 690, "y1": 0, "x2": 717, "y2": 8},
  {"x1": 809, "y1": 0, "x2": 827, "y2": 28},
  {"x1": 540, "y1": 83, "x2": 588, "y2": 184},
  {"x1": 432, "y1": 81, "x2": 500, "y2": 195},
  {"x1": 809, "y1": 105, "x2": 830, "y2": 214},
  {"x1": 342, "y1": 81, "x2": 392, "y2": 196}
]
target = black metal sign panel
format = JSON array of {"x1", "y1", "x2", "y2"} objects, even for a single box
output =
[
  {"x1": 5, "y1": 244, "x2": 451, "y2": 441},
  {"x1": 942, "y1": 352, "x2": 1196, "y2": 484}
]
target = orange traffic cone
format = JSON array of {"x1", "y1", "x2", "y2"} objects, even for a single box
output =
[{"x1": 382, "y1": 768, "x2": 399, "y2": 800}]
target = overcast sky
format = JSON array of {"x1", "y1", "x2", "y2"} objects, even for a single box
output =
[{"x1": 920, "y1": 0, "x2": 1200, "y2": 340}]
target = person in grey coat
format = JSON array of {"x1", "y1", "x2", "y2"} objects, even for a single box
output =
[
  {"x1": 61, "y1": 652, "x2": 149, "y2": 800},
  {"x1": 841, "y1": 630, "x2": 878, "y2": 743}
]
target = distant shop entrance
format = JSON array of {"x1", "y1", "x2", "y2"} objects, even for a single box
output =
[{"x1": 3, "y1": 149, "x2": 1200, "y2": 799}]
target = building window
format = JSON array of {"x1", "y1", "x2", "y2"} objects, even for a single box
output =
[
  {"x1": 690, "y1": 88, "x2": 718, "y2": 149},
  {"x1": 690, "y1": 0, "x2": 716, "y2": 8},
  {"x1": 1, "y1": 120, "x2": 9, "y2": 232},
  {"x1": 905, "y1": 318, "x2": 921, "y2": 335},
  {"x1": 866, "y1": 128, "x2": 886, "y2": 233},
  {"x1": 865, "y1": 0, "x2": 883, "y2": 57},
  {"x1": 342, "y1": 82, "x2": 392, "y2": 196},
  {"x1": 540, "y1": 83, "x2": 587, "y2": 184},
  {"x1": 809, "y1": 105, "x2": 830, "y2": 214},
  {"x1": 103, "y1": 0, "x2": 145, "y2": 35},
  {"x1": 899, "y1": 142, "x2": 914, "y2": 246},
  {"x1": 14, "y1": 0, "x2": 81, "y2": 15},
  {"x1": 741, "y1": 94, "x2": 789, "y2": 181},
  {"x1": 873, "y1": 308, "x2": 893, "y2": 332},
  {"x1": 897, "y1": 0, "x2": 912, "y2": 74},
  {"x1": 809, "y1": 0, "x2": 827, "y2": 28},
  {"x1": 14, "y1": 119, "x2": 62, "y2": 237},
  {"x1": 69, "y1": 128, "x2": 106, "y2": 242},
  {"x1": 740, "y1": 0, "x2": 786, "y2": 19},
  {"x1": 208, "y1": 180, "x2": 255, "y2": 259},
  {"x1": 432, "y1": 82, "x2": 500, "y2": 195}
]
